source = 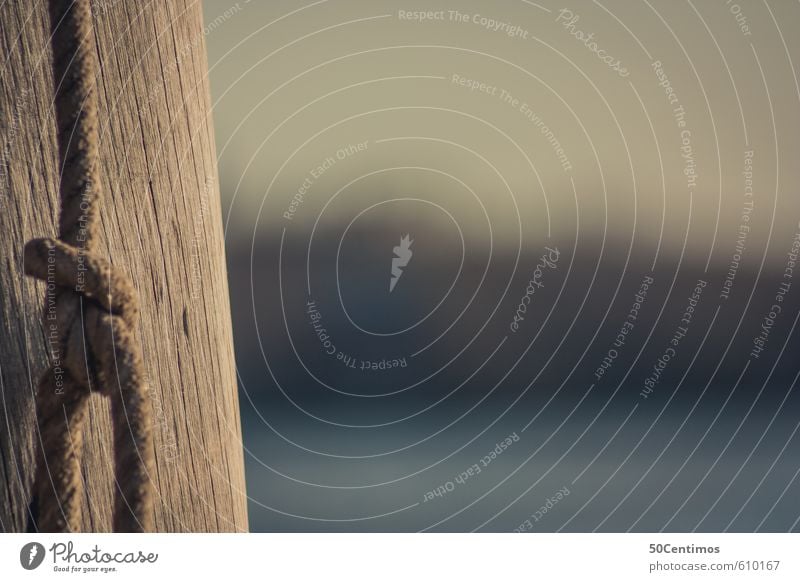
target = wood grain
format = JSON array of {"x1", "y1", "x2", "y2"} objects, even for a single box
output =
[{"x1": 0, "y1": 0, "x2": 248, "y2": 532}]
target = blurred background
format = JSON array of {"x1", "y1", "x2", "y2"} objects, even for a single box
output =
[{"x1": 202, "y1": 0, "x2": 800, "y2": 531}]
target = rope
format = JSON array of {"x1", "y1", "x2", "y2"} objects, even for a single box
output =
[{"x1": 24, "y1": 0, "x2": 154, "y2": 532}]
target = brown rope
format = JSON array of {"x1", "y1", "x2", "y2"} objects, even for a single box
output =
[{"x1": 24, "y1": 0, "x2": 154, "y2": 532}]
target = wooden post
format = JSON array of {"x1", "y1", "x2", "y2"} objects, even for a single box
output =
[{"x1": 0, "y1": 1, "x2": 248, "y2": 531}]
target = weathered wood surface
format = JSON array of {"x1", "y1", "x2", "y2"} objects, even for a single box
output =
[{"x1": 0, "y1": 0, "x2": 248, "y2": 531}]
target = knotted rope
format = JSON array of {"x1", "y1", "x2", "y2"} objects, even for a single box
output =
[{"x1": 24, "y1": 0, "x2": 153, "y2": 532}]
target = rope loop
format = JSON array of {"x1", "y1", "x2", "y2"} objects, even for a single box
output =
[{"x1": 25, "y1": 0, "x2": 153, "y2": 533}]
